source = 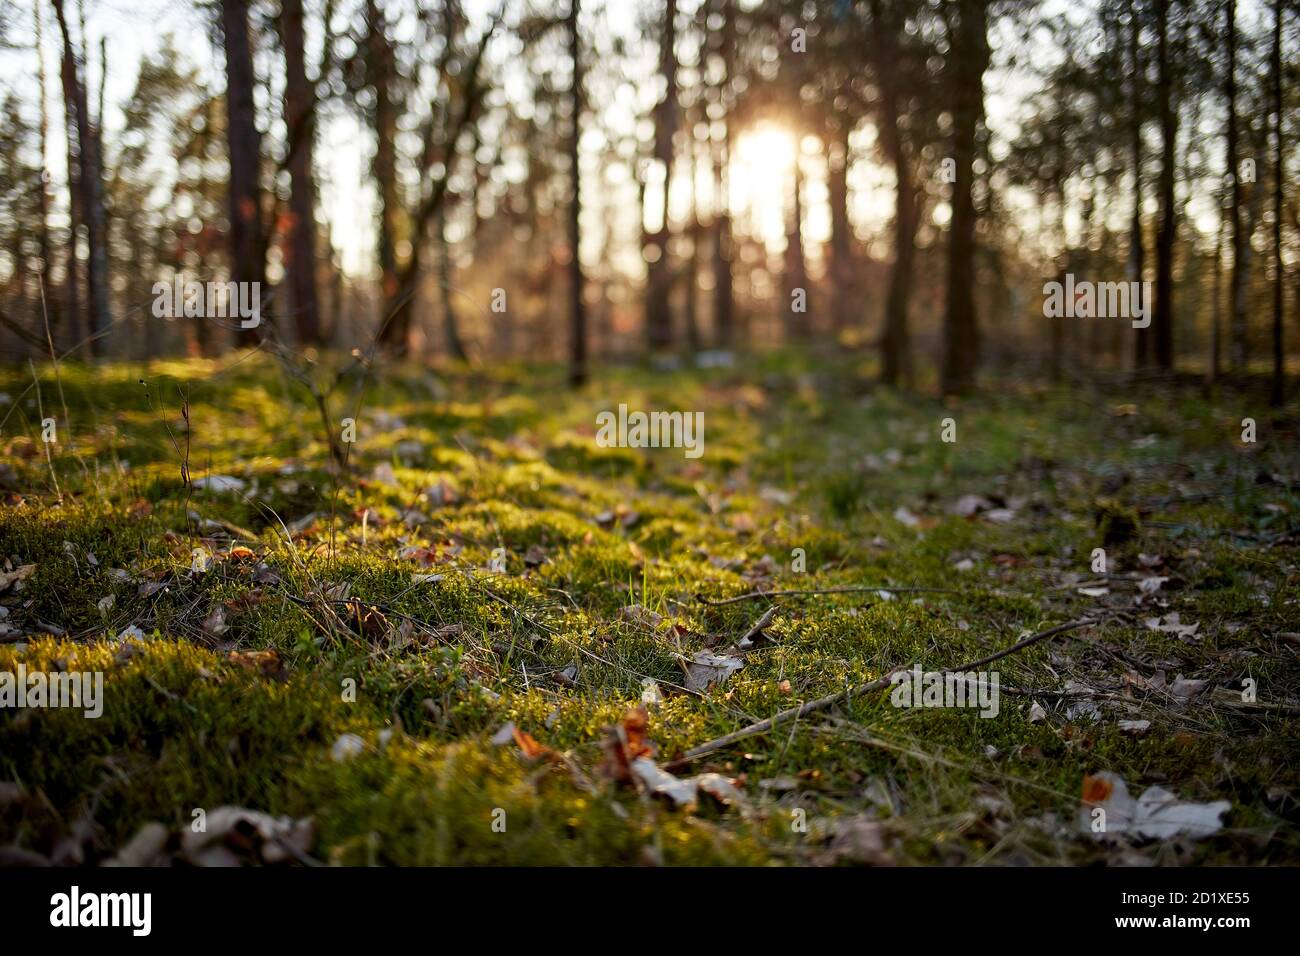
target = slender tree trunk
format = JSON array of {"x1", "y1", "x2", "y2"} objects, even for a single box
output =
[
  {"x1": 1270, "y1": 0, "x2": 1284, "y2": 405},
  {"x1": 784, "y1": 155, "x2": 809, "y2": 341},
  {"x1": 871, "y1": 0, "x2": 917, "y2": 387},
  {"x1": 1227, "y1": 0, "x2": 1247, "y2": 372},
  {"x1": 35, "y1": 3, "x2": 56, "y2": 342},
  {"x1": 1129, "y1": 0, "x2": 1149, "y2": 370},
  {"x1": 684, "y1": 131, "x2": 702, "y2": 353},
  {"x1": 1209, "y1": 209, "x2": 1224, "y2": 387},
  {"x1": 645, "y1": 0, "x2": 678, "y2": 352},
  {"x1": 711, "y1": 0, "x2": 735, "y2": 349},
  {"x1": 940, "y1": 0, "x2": 989, "y2": 395},
  {"x1": 567, "y1": 0, "x2": 587, "y2": 387},
  {"x1": 53, "y1": 0, "x2": 107, "y2": 355},
  {"x1": 1152, "y1": 0, "x2": 1176, "y2": 371},
  {"x1": 369, "y1": 0, "x2": 403, "y2": 347},
  {"x1": 220, "y1": 0, "x2": 266, "y2": 348},
  {"x1": 827, "y1": 123, "x2": 853, "y2": 336},
  {"x1": 280, "y1": 0, "x2": 321, "y2": 345}
]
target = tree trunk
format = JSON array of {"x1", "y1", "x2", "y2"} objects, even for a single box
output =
[
  {"x1": 1227, "y1": 0, "x2": 1247, "y2": 372},
  {"x1": 369, "y1": 0, "x2": 403, "y2": 347},
  {"x1": 870, "y1": 0, "x2": 917, "y2": 388},
  {"x1": 940, "y1": 0, "x2": 989, "y2": 395},
  {"x1": 1129, "y1": 0, "x2": 1149, "y2": 370},
  {"x1": 1269, "y1": 0, "x2": 1284, "y2": 405},
  {"x1": 220, "y1": 0, "x2": 266, "y2": 347},
  {"x1": 827, "y1": 124, "x2": 853, "y2": 336},
  {"x1": 53, "y1": 0, "x2": 107, "y2": 356},
  {"x1": 567, "y1": 0, "x2": 587, "y2": 387},
  {"x1": 644, "y1": 0, "x2": 678, "y2": 353},
  {"x1": 1209, "y1": 209, "x2": 1224, "y2": 387},
  {"x1": 784, "y1": 155, "x2": 810, "y2": 341},
  {"x1": 1152, "y1": 0, "x2": 1176, "y2": 371},
  {"x1": 711, "y1": 0, "x2": 735, "y2": 349},
  {"x1": 280, "y1": 0, "x2": 321, "y2": 345},
  {"x1": 35, "y1": 2, "x2": 57, "y2": 344}
]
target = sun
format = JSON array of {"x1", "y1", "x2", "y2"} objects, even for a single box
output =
[{"x1": 731, "y1": 123, "x2": 799, "y2": 247}]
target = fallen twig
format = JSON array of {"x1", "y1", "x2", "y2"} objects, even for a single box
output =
[{"x1": 665, "y1": 616, "x2": 1105, "y2": 769}]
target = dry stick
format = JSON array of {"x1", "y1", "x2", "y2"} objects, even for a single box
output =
[
  {"x1": 698, "y1": 585, "x2": 964, "y2": 606},
  {"x1": 667, "y1": 616, "x2": 1104, "y2": 769}
]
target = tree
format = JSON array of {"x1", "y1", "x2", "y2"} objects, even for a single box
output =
[
  {"x1": 869, "y1": 0, "x2": 922, "y2": 387},
  {"x1": 940, "y1": 0, "x2": 990, "y2": 395},
  {"x1": 1129, "y1": 0, "x2": 1150, "y2": 370},
  {"x1": 219, "y1": 0, "x2": 266, "y2": 346},
  {"x1": 367, "y1": 0, "x2": 403, "y2": 346},
  {"x1": 1269, "y1": 0, "x2": 1284, "y2": 404},
  {"x1": 568, "y1": 0, "x2": 588, "y2": 386},
  {"x1": 711, "y1": 0, "x2": 735, "y2": 348},
  {"x1": 644, "y1": 0, "x2": 679, "y2": 353},
  {"x1": 1226, "y1": 0, "x2": 1246, "y2": 372},
  {"x1": 52, "y1": 0, "x2": 109, "y2": 355},
  {"x1": 1151, "y1": 0, "x2": 1177, "y2": 370},
  {"x1": 279, "y1": 0, "x2": 322, "y2": 345}
]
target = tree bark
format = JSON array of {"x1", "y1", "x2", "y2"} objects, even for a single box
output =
[
  {"x1": 1129, "y1": 0, "x2": 1149, "y2": 370},
  {"x1": 711, "y1": 0, "x2": 735, "y2": 349},
  {"x1": 220, "y1": 0, "x2": 267, "y2": 347},
  {"x1": 940, "y1": 0, "x2": 989, "y2": 395},
  {"x1": 35, "y1": 2, "x2": 57, "y2": 344},
  {"x1": 644, "y1": 0, "x2": 678, "y2": 352},
  {"x1": 279, "y1": 0, "x2": 322, "y2": 345},
  {"x1": 568, "y1": 0, "x2": 588, "y2": 386},
  {"x1": 1226, "y1": 0, "x2": 1246, "y2": 372},
  {"x1": 1269, "y1": 0, "x2": 1284, "y2": 405},
  {"x1": 368, "y1": 0, "x2": 403, "y2": 347},
  {"x1": 827, "y1": 125, "x2": 853, "y2": 337},
  {"x1": 1152, "y1": 0, "x2": 1176, "y2": 371},
  {"x1": 870, "y1": 0, "x2": 917, "y2": 388},
  {"x1": 52, "y1": 0, "x2": 107, "y2": 356}
]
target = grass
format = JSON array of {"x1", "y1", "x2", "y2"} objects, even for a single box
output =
[{"x1": 1, "y1": 348, "x2": 1298, "y2": 865}]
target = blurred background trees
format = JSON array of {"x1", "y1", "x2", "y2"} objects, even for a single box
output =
[{"x1": 0, "y1": 0, "x2": 1294, "y2": 399}]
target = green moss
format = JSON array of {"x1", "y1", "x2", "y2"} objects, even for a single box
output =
[{"x1": 1, "y1": 352, "x2": 1297, "y2": 865}]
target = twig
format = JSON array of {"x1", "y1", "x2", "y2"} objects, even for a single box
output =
[
  {"x1": 666, "y1": 616, "x2": 1104, "y2": 769},
  {"x1": 697, "y1": 585, "x2": 963, "y2": 606}
]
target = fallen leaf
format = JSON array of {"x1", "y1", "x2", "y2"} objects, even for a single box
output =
[
  {"x1": 1144, "y1": 613, "x2": 1200, "y2": 641},
  {"x1": 1169, "y1": 674, "x2": 1207, "y2": 699},
  {"x1": 599, "y1": 706, "x2": 655, "y2": 782},
  {"x1": 685, "y1": 650, "x2": 745, "y2": 692},
  {"x1": 512, "y1": 727, "x2": 551, "y2": 761},
  {"x1": 0, "y1": 564, "x2": 36, "y2": 593},
  {"x1": 1079, "y1": 770, "x2": 1230, "y2": 840}
]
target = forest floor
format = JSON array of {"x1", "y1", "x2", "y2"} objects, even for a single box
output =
[{"x1": 1, "y1": 349, "x2": 1298, "y2": 866}]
